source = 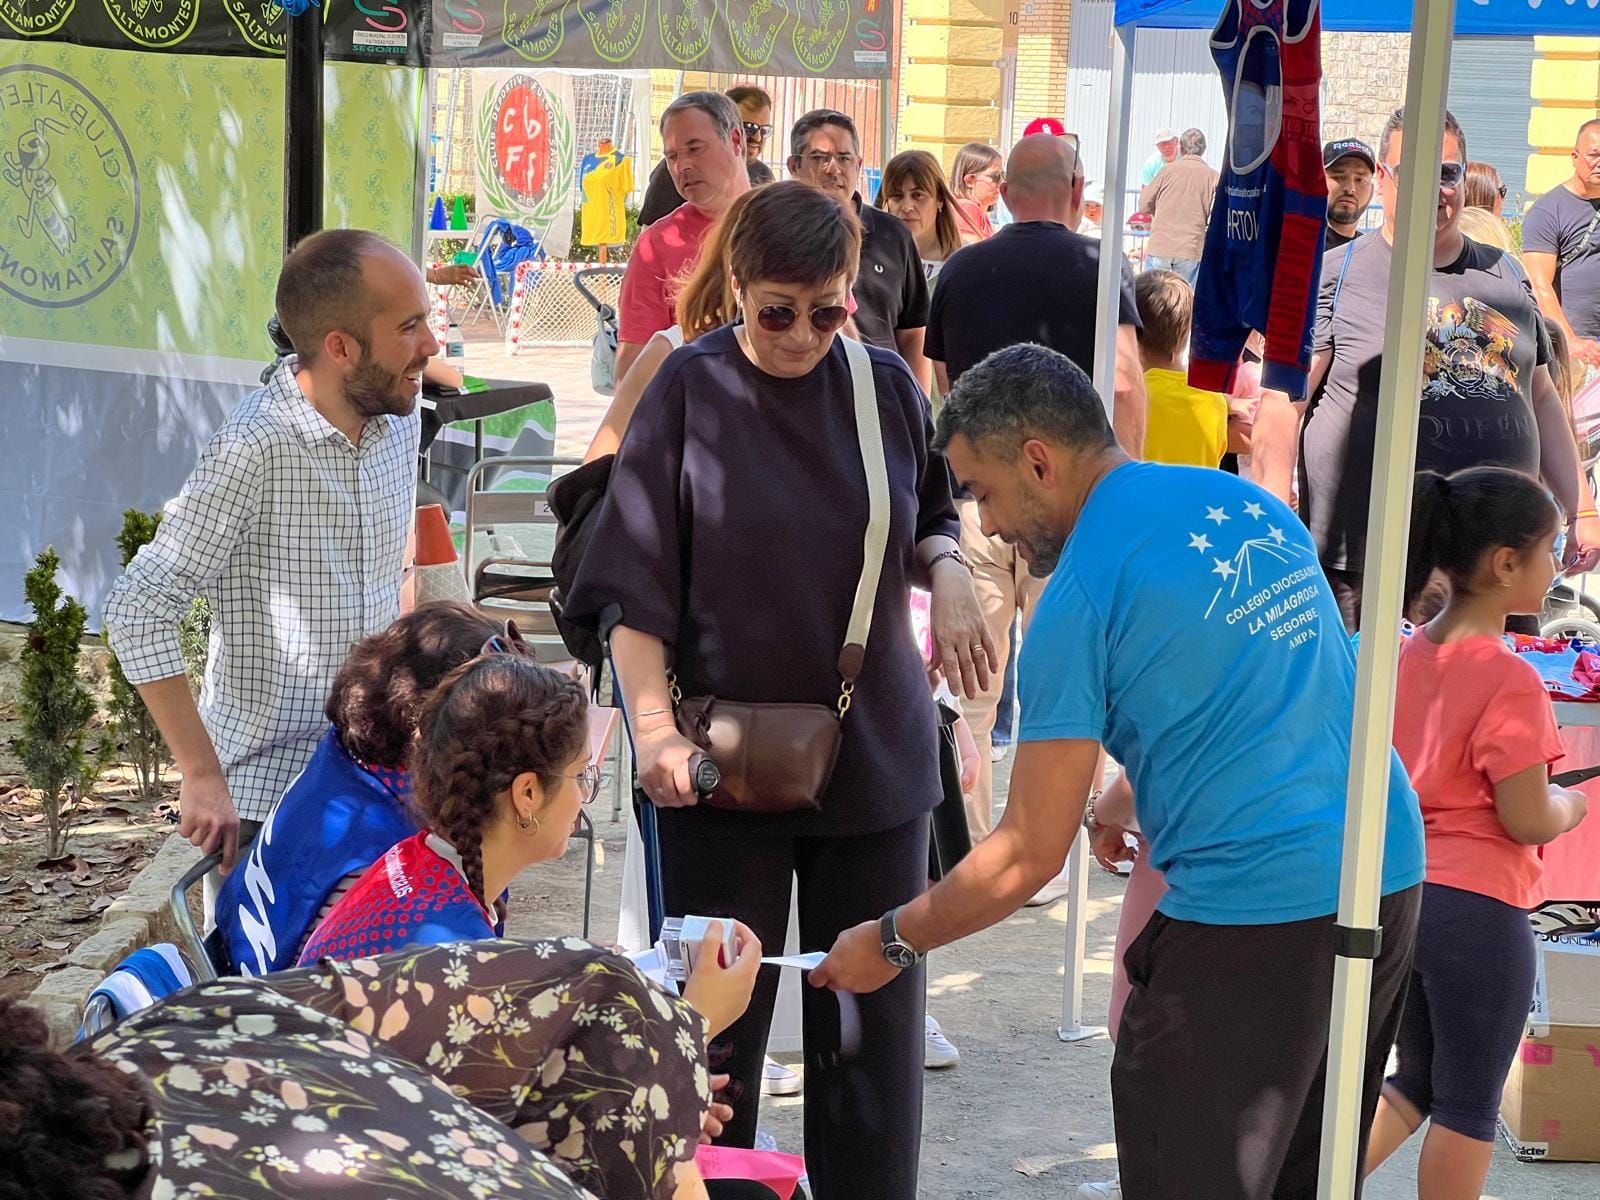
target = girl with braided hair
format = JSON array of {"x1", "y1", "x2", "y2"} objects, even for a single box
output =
[{"x1": 297, "y1": 651, "x2": 594, "y2": 963}]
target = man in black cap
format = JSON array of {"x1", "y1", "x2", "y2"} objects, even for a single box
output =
[{"x1": 1323, "y1": 138, "x2": 1376, "y2": 250}]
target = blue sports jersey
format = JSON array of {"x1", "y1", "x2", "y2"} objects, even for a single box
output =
[
  {"x1": 212, "y1": 728, "x2": 417, "y2": 975},
  {"x1": 1190, "y1": 0, "x2": 1326, "y2": 400},
  {"x1": 296, "y1": 830, "x2": 501, "y2": 965},
  {"x1": 1018, "y1": 462, "x2": 1425, "y2": 925}
]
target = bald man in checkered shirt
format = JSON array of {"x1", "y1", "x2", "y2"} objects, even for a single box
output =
[{"x1": 104, "y1": 230, "x2": 436, "y2": 878}]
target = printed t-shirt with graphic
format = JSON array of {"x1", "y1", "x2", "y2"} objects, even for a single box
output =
[
  {"x1": 297, "y1": 830, "x2": 501, "y2": 965},
  {"x1": 1393, "y1": 632, "x2": 1565, "y2": 909},
  {"x1": 212, "y1": 726, "x2": 417, "y2": 976},
  {"x1": 1521, "y1": 183, "x2": 1600, "y2": 341},
  {"x1": 1301, "y1": 234, "x2": 1552, "y2": 572},
  {"x1": 617, "y1": 202, "x2": 714, "y2": 345},
  {"x1": 1018, "y1": 462, "x2": 1425, "y2": 925},
  {"x1": 1142, "y1": 367, "x2": 1229, "y2": 467}
]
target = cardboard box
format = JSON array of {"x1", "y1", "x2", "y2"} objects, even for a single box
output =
[{"x1": 1501, "y1": 938, "x2": 1600, "y2": 1163}]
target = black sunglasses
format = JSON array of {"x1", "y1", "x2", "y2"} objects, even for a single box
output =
[
  {"x1": 742, "y1": 121, "x2": 773, "y2": 139},
  {"x1": 755, "y1": 303, "x2": 850, "y2": 334}
]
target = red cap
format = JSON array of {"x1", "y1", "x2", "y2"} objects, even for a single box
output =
[{"x1": 1023, "y1": 117, "x2": 1067, "y2": 138}]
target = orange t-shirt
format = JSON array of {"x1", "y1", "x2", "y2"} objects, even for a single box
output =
[{"x1": 1393, "y1": 632, "x2": 1565, "y2": 909}]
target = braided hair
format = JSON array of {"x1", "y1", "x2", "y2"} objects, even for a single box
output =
[
  {"x1": 410, "y1": 655, "x2": 589, "y2": 916},
  {"x1": 0, "y1": 998, "x2": 154, "y2": 1200}
]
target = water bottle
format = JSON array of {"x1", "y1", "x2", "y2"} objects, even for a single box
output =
[{"x1": 446, "y1": 320, "x2": 464, "y2": 360}]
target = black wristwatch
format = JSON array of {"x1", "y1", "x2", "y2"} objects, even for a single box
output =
[{"x1": 879, "y1": 906, "x2": 924, "y2": 970}]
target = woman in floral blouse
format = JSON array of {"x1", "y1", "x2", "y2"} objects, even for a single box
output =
[{"x1": 1, "y1": 935, "x2": 759, "y2": 1200}]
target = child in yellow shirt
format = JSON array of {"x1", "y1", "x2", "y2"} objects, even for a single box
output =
[{"x1": 1134, "y1": 269, "x2": 1230, "y2": 467}]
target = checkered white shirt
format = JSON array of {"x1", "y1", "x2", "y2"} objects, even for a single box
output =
[{"x1": 104, "y1": 360, "x2": 419, "y2": 821}]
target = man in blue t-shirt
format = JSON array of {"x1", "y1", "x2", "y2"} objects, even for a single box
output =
[{"x1": 815, "y1": 344, "x2": 1425, "y2": 1198}]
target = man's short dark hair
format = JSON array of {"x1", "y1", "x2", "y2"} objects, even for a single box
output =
[
  {"x1": 275, "y1": 228, "x2": 394, "y2": 365},
  {"x1": 726, "y1": 84, "x2": 772, "y2": 112},
  {"x1": 790, "y1": 109, "x2": 858, "y2": 160},
  {"x1": 1379, "y1": 106, "x2": 1467, "y2": 165},
  {"x1": 1180, "y1": 128, "x2": 1206, "y2": 157},
  {"x1": 661, "y1": 90, "x2": 740, "y2": 141},
  {"x1": 1134, "y1": 270, "x2": 1193, "y2": 360},
  {"x1": 1575, "y1": 118, "x2": 1600, "y2": 147},
  {"x1": 934, "y1": 344, "x2": 1116, "y2": 459}
]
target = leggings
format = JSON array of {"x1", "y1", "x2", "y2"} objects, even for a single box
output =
[{"x1": 1387, "y1": 882, "x2": 1537, "y2": 1142}]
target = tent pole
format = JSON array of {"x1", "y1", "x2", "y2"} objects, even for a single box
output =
[
  {"x1": 1316, "y1": 2, "x2": 1455, "y2": 1196},
  {"x1": 283, "y1": 7, "x2": 325, "y2": 253},
  {"x1": 1091, "y1": 21, "x2": 1135, "y2": 418}
]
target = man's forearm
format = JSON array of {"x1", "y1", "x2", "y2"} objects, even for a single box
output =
[
  {"x1": 1533, "y1": 281, "x2": 1580, "y2": 345},
  {"x1": 1251, "y1": 392, "x2": 1302, "y2": 504},
  {"x1": 897, "y1": 821, "x2": 1068, "y2": 955},
  {"x1": 137, "y1": 675, "x2": 222, "y2": 779}
]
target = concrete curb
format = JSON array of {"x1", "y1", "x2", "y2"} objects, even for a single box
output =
[{"x1": 27, "y1": 832, "x2": 199, "y2": 1046}]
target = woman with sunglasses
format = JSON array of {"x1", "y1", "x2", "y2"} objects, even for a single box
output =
[
  {"x1": 949, "y1": 141, "x2": 1003, "y2": 244},
  {"x1": 563, "y1": 179, "x2": 990, "y2": 1200}
]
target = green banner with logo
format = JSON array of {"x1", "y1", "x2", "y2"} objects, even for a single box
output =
[{"x1": 0, "y1": 40, "x2": 419, "y2": 358}]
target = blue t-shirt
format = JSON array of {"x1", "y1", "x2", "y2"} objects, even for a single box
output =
[{"x1": 1018, "y1": 462, "x2": 1425, "y2": 925}]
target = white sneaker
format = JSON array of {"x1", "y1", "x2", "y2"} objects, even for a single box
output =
[
  {"x1": 1077, "y1": 1175, "x2": 1121, "y2": 1199},
  {"x1": 924, "y1": 1013, "x2": 960, "y2": 1069},
  {"x1": 760, "y1": 1056, "x2": 801, "y2": 1096},
  {"x1": 1024, "y1": 873, "x2": 1073, "y2": 907},
  {"x1": 990, "y1": 740, "x2": 1009, "y2": 763}
]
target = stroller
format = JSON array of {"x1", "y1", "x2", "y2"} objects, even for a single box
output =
[{"x1": 574, "y1": 266, "x2": 625, "y2": 397}]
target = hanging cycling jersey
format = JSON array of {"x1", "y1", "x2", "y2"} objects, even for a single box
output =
[{"x1": 1189, "y1": 0, "x2": 1326, "y2": 401}]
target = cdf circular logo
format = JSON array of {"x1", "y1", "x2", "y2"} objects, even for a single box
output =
[
  {"x1": 0, "y1": 65, "x2": 139, "y2": 308},
  {"x1": 492, "y1": 75, "x2": 552, "y2": 205}
]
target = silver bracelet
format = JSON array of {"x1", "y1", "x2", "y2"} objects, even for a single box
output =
[
  {"x1": 1083, "y1": 789, "x2": 1104, "y2": 829},
  {"x1": 636, "y1": 707, "x2": 673, "y2": 720}
]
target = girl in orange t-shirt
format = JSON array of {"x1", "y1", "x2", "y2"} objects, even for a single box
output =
[{"x1": 1366, "y1": 466, "x2": 1588, "y2": 1199}]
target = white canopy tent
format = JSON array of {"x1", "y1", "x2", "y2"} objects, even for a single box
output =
[{"x1": 1071, "y1": 1, "x2": 1600, "y2": 1195}]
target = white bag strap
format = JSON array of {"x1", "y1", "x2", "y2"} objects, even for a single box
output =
[{"x1": 839, "y1": 336, "x2": 890, "y2": 687}]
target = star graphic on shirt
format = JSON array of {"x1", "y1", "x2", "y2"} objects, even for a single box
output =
[
  {"x1": 1188, "y1": 532, "x2": 1213, "y2": 553},
  {"x1": 1212, "y1": 558, "x2": 1237, "y2": 580},
  {"x1": 1268, "y1": 525, "x2": 1288, "y2": 546},
  {"x1": 1243, "y1": 501, "x2": 1266, "y2": 520},
  {"x1": 1205, "y1": 506, "x2": 1230, "y2": 525}
]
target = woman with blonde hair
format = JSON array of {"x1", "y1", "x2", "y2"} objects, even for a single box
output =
[
  {"x1": 585, "y1": 190, "x2": 755, "y2": 462},
  {"x1": 1457, "y1": 204, "x2": 1515, "y2": 253},
  {"x1": 877, "y1": 150, "x2": 964, "y2": 278},
  {"x1": 948, "y1": 142, "x2": 1002, "y2": 243}
]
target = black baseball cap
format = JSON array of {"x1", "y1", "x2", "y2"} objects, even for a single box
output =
[{"x1": 1323, "y1": 138, "x2": 1376, "y2": 170}]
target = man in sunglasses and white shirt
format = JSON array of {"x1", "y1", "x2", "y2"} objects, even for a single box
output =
[
  {"x1": 788, "y1": 108, "x2": 932, "y2": 393},
  {"x1": 1258, "y1": 106, "x2": 1600, "y2": 630}
]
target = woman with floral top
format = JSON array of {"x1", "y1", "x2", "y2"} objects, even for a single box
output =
[{"x1": 2, "y1": 934, "x2": 761, "y2": 1200}]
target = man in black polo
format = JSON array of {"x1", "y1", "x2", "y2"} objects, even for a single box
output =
[
  {"x1": 922, "y1": 131, "x2": 1145, "y2": 866},
  {"x1": 788, "y1": 108, "x2": 930, "y2": 392}
]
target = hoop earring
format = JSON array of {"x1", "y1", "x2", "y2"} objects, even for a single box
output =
[{"x1": 518, "y1": 812, "x2": 541, "y2": 835}]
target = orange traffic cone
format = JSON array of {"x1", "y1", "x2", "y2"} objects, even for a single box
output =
[{"x1": 401, "y1": 504, "x2": 470, "y2": 612}]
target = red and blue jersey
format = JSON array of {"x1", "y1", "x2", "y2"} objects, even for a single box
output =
[
  {"x1": 296, "y1": 830, "x2": 501, "y2": 966},
  {"x1": 1189, "y1": 0, "x2": 1326, "y2": 400}
]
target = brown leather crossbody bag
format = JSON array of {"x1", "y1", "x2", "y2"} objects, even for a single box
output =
[{"x1": 671, "y1": 338, "x2": 890, "y2": 814}]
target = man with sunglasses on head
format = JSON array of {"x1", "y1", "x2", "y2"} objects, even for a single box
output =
[
  {"x1": 639, "y1": 85, "x2": 775, "y2": 228},
  {"x1": 1258, "y1": 106, "x2": 1600, "y2": 631},
  {"x1": 616, "y1": 91, "x2": 751, "y2": 384},
  {"x1": 788, "y1": 108, "x2": 932, "y2": 393},
  {"x1": 1523, "y1": 119, "x2": 1600, "y2": 371}
]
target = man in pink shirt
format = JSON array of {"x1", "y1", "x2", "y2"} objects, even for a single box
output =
[{"x1": 616, "y1": 91, "x2": 751, "y2": 383}]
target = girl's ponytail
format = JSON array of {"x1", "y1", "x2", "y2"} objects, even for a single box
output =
[
  {"x1": 1405, "y1": 471, "x2": 1454, "y2": 614},
  {"x1": 1406, "y1": 466, "x2": 1559, "y2": 612}
]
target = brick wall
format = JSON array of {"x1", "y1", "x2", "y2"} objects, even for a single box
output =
[
  {"x1": 1320, "y1": 31, "x2": 1412, "y2": 157},
  {"x1": 1011, "y1": 0, "x2": 1071, "y2": 145}
]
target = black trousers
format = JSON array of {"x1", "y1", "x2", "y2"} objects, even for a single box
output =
[
  {"x1": 1112, "y1": 886, "x2": 1422, "y2": 1200},
  {"x1": 656, "y1": 809, "x2": 929, "y2": 1200}
]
